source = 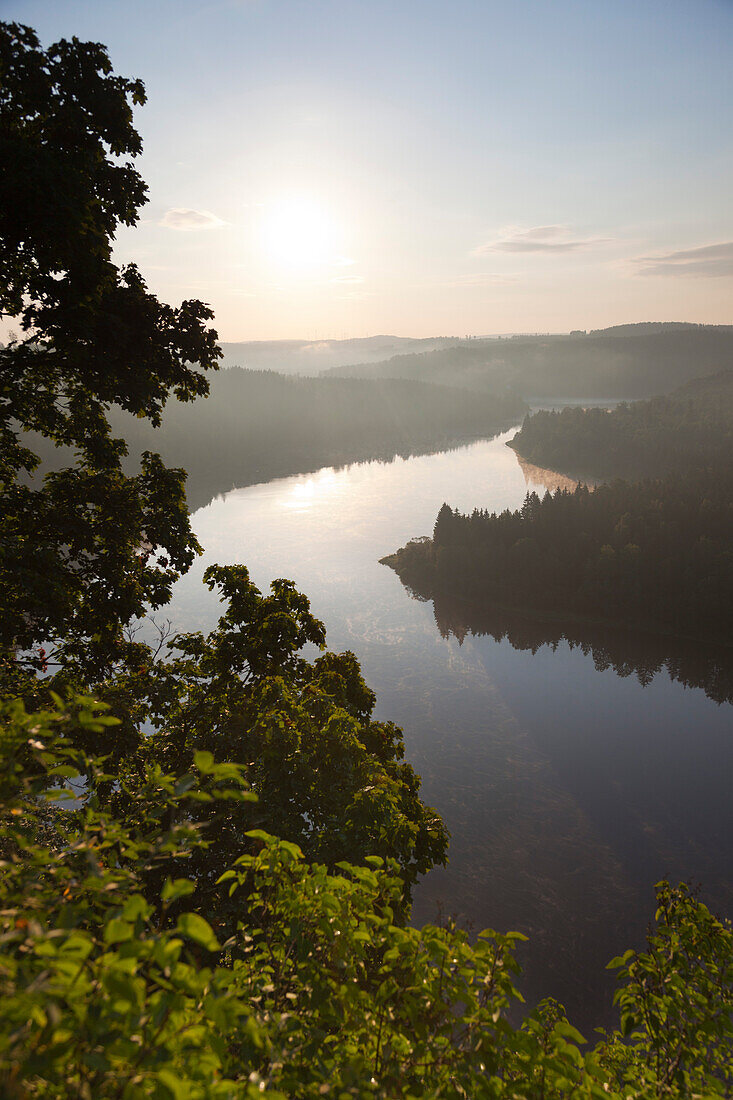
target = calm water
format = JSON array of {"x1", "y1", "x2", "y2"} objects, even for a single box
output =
[{"x1": 163, "y1": 428, "x2": 733, "y2": 1030}]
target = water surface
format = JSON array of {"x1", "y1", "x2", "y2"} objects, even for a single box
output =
[{"x1": 163, "y1": 429, "x2": 733, "y2": 1030}]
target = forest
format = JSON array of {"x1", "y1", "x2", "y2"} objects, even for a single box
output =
[
  {"x1": 383, "y1": 470, "x2": 733, "y2": 646},
  {"x1": 1, "y1": 20, "x2": 732, "y2": 1098},
  {"x1": 509, "y1": 368, "x2": 733, "y2": 480}
]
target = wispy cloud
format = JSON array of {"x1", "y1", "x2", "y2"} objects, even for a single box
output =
[
  {"x1": 160, "y1": 208, "x2": 225, "y2": 231},
  {"x1": 473, "y1": 225, "x2": 609, "y2": 255},
  {"x1": 331, "y1": 275, "x2": 364, "y2": 285},
  {"x1": 635, "y1": 241, "x2": 733, "y2": 278},
  {"x1": 332, "y1": 256, "x2": 358, "y2": 267}
]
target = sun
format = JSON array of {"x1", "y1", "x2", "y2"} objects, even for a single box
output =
[{"x1": 262, "y1": 196, "x2": 338, "y2": 272}]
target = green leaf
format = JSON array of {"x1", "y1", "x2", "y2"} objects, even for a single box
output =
[
  {"x1": 173, "y1": 773, "x2": 196, "y2": 796},
  {"x1": 104, "y1": 918, "x2": 133, "y2": 945},
  {"x1": 554, "y1": 1020, "x2": 587, "y2": 1045},
  {"x1": 620, "y1": 1012, "x2": 639, "y2": 1037},
  {"x1": 245, "y1": 829, "x2": 277, "y2": 844},
  {"x1": 162, "y1": 878, "x2": 197, "y2": 903},
  {"x1": 607, "y1": 949, "x2": 635, "y2": 970},
  {"x1": 176, "y1": 912, "x2": 220, "y2": 952},
  {"x1": 194, "y1": 749, "x2": 215, "y2": 773},
  {"x1": 122, "y1": 894, "x2": 150, "y2": 922},
  {"x1": 155, "y1": 1069, "x2": 187, "y2": 1099}
]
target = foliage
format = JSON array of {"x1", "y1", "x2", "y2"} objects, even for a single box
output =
[
  {"x1": 0, "y1": 21, "x2": 220, "y2": 677},
  {"x1": 95, "y1": 563, "x2": 448, "y2": 926},
  {"x1": 601, "y1": 882, "x2": 733, "y2": 1096},
  {"x1": 1, "y1": 695, "x2": 732, "y2": 1097}
]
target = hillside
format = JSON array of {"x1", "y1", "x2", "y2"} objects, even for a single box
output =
[
  {"x1": 325, "y1": 324, "x2": 733, "y2": 400},
  {"x1": 509, "y1": 368, "x2": 733, "y2": 480}
]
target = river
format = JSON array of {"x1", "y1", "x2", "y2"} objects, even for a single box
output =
[{"x1": 162, "y1": 427, "x2": 733, "y2": 1031}]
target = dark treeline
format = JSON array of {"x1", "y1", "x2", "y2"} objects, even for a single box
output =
[
  {"x1": 28, "y1": 367, "x2": 525, "y2": 512},
  {"x1": 326, "y1": 323, "x2": 733, "y2": 401},
  {"x1": 382, "y1": 471, "x2": 733, "y2": 647},
  {"x1": 510, "y1": 368, "x2": 733, "y2": 480}
]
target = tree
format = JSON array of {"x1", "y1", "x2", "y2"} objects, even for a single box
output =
[
  {"x1": 107, "y1": 564, "x2": 448, "y2": 928},
  {"x1": 433, "y1": 502, "x2": 456, "y2": 545},
  {"x1": 0, "y1": 22, "x2": 220, "y2": 681},
  {"x1": 0, "y1": 20, "x2": 448, "y2": 915}
]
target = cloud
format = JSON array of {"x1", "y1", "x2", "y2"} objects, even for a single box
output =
[
  {"x1": 474, "y1": 225, "x2": 608, "y2": 255},
  {"x1": 332, "y1": 256, "x2": 357, "y2": 267},
  {"x1": 160, "y1": 208, "x2": 225, "y2": 231},
  {"x1": 635, "y1": 241, "x2": 733, "y2": 278},
  {"x1": 331, "y1": 275, "x2": 364, "y2": 285}
]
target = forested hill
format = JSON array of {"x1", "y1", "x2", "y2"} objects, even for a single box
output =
[
  {"x1": 324, "y1": 324, "x2": 733, "y2": 400},
  {"x1": 509, "y1": 368, "x2": 733, "y2": 479},
  {"x1": 100, "y1": 369, "x2": 525, "y2": 511}
]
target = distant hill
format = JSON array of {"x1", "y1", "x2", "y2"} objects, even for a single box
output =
[
  {"x1": 589, "y1": 322, "x2": 730, "y2": 337},
  {"x1": 324, "y1": 324, "x2": 733, "y2": 400},
  {"x1": 219, "y1": 335, "x2": 459, "y2": 375}
]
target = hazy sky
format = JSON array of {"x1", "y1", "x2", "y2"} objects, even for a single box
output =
[{"x1": 6, "y1": 0, "x2": 733, "y2": 339}]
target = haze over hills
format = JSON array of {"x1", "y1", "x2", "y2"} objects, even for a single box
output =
[
  {"x1": 219, "y1": 335, "x2": 459, "y2": 375},
  {"x1": 323, "y1": 323, "x2": 733, "y2": 401}
]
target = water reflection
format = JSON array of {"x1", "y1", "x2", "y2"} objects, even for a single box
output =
[
  {"x1": 390, "y1": 584, "x2": 733, "y2": 1026},
  {"x1": 427, "y1": 592, "x2": 733, "y2": 707},
  {"x1": 279, "y1": 471, "x2": 342, "y2": 513},
  {"x1": 515, "y1": 454, "x2": 586, "y2": 495}
]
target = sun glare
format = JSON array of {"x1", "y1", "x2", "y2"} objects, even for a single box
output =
[{"x1": 262, "y1": 196, "x2": 338, "y2": 272}]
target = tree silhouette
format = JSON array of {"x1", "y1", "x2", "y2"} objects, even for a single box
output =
[{"x1": 0, "y1": 22, "x2": 220, "y2": 679}]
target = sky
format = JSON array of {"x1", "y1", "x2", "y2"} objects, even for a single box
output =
[{"x1": 5, "y1": 0, "x2": 733, "y2": 340}]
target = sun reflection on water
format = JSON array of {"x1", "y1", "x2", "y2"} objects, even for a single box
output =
[{"x1": 278, "y1": 469, "x2": 340, "y2": 512}]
